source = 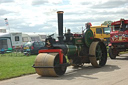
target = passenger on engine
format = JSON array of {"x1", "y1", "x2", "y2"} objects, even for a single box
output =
[
  {"x1": 85, "y1": 22, "x2": 91, "y2": 30},
  {"x1": 64, "y1": 29, "x2": 73, "y2": 44}
]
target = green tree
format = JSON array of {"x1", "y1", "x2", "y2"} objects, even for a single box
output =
[{"x1": 102, "y1": 21, "x2": 113, "y2": 26}]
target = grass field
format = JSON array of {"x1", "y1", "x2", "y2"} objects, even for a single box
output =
[{"x1": 0, "y1": 53, "x2": 36, "y2": 80}]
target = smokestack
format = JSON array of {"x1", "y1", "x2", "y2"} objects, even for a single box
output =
[{"x1": 57, "y1": 11, "x2": 64, "y2": 43}]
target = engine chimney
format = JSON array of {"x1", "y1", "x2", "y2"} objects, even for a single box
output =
[{"x1": 57, "y1": 11, "x2": 64, "y2": 43}]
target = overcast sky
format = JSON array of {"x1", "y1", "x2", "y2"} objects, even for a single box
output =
[{"x1": 0, "y1": 0, "x2": 128, "y2": 34}]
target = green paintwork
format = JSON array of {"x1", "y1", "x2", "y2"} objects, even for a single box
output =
[
  {"x1": 84, "y1": 29, "x2": 94, "y2": 47},
  {"x1": 66, "y1": 45, "x2": 82, "y2": 55},
  {"x1": 66, "y1": 45, "x2": 77, "y2": 55},
  {"x1": 73, "y1": 37, "x2": 83, "y2": 44}
]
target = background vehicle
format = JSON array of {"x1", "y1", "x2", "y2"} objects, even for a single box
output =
[
  {"x1": 108, "y1": 19, "x2": 128, "y2": 59},
  {"x1": 27, "y1": 33, "x2": 42, "y2": 42},
  {"x1": 33, "y1": 11, "x2": 107, "y2": 77},
  {"x1": 10, "y1": 32, "x2": 22, "y2": 49},
  {"x1": 90, "y1": 25, "x2": 111, "y2": 45},
  {"x1": 22, "y1": 33, "x2": 32, "y2": 45},
  {"x1": 0, "y1": 28, "x2": 6, "y2": 33},
  {"x1": 23, "y1": 41, "x2": 45, "y2": 55},
  {"x1": 0, "y1": 37, "x2": 12, "y2": 50},
  {"x1": 0, "y1": 32, "x2": 22, "y2": 49},
  {"x1": 38, "y1": 34, "x2": 47, "y2": 41}
]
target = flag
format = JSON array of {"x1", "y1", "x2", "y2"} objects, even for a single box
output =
[{"x1": 4, "y1": 18, "x2": 9, "y2": 25}]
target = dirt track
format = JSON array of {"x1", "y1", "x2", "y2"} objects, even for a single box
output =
[{"x1": 0, "y1": 54, "x2": 128, "y2": 85}]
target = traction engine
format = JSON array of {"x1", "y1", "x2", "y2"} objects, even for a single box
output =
[{"x1": 33, "y1": 11, "x2": 107, "y2": 76}]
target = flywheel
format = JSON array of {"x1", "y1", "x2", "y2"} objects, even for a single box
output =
[
  {"x1": 34, "y1": 53, "x2": 67, "y2": 76},
  {"x1": 89, "y1": 41, "x2": 107, "y2": 67},
  {"x1": 83, "y1": 29, "x2": 94, "y2": 47}
]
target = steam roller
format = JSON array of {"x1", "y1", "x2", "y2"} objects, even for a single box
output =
[
  {"x1": 34, "y1": 52, "x2": 67, "y2": 76},
  {"x1": 33, "y1": 11, "x2": 107, "y2": 76}
]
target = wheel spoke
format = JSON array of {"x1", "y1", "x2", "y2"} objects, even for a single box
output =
[{"x1": 96, "y1": 45, "x2": 102, "y2": 60}]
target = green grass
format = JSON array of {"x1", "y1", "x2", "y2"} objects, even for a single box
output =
[
  {"x1": 0, "y1": 53, "x2": 36, "y2": 80},
  {"x1": 120, "y1": 51, "x2": 128, "y2": 54}
]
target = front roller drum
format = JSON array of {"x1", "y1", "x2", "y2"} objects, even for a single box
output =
[
  {"x1": 34, "y1": 53, "x2": 67, "y2": 76},
  {"x1": 89, "y1": 41, "x2": 107, "y2": 67}
]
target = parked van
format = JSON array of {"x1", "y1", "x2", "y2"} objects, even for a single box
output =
[
  {"x1": 0, "y1": 32, "x2": 22, "y2": 49},
  {"x1": 10, "y1": 32, "x2": 22, "y2": 48}
]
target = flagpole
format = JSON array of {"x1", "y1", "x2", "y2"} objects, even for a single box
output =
[{"x1": 8, "y1": 24, "x2": 10, "y2": 33}]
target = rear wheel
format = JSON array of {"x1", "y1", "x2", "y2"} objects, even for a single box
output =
[{"x1": 89, "y1": 41, "x2": 107, "y2": 67}]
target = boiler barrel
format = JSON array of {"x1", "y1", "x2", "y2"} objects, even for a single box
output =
[{"x1": 66, "y1": 45, "x2": 81, "y2": 55}]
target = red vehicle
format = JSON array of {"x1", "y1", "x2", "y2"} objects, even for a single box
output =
[{"x1": 109, "y1": 19, "x2": 128, "y2": 59}]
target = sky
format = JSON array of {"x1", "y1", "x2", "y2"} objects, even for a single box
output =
[{"x1": 0, "y1": 0, "x2": 128, "y2": 34}]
